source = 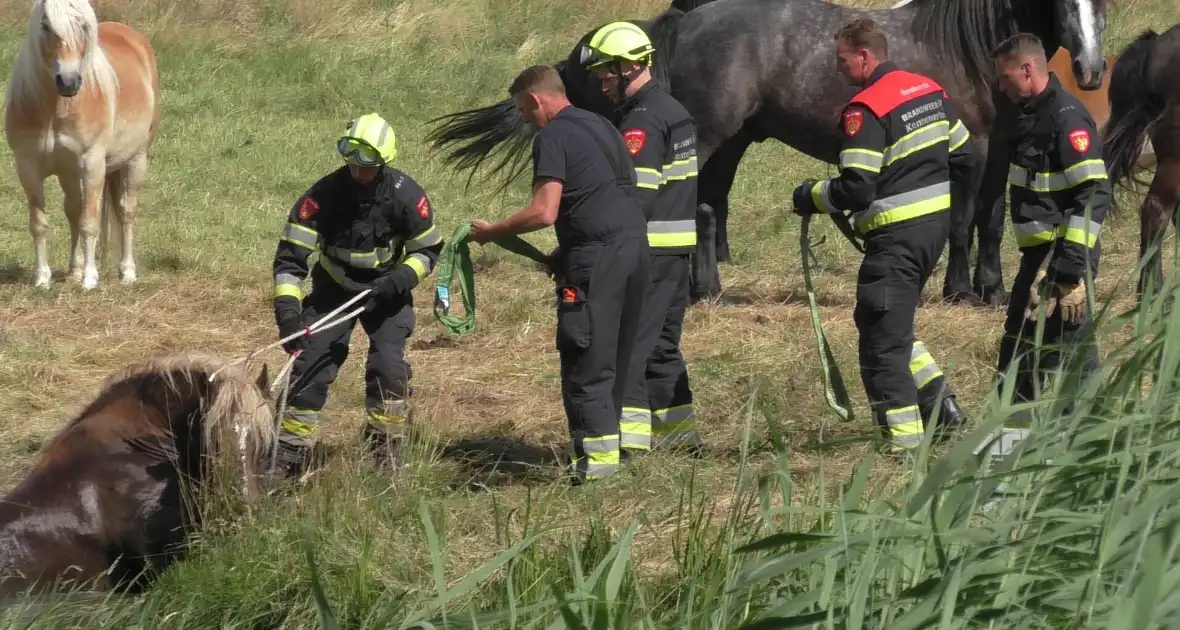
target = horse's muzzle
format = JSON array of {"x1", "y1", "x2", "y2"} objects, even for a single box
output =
[
  {"x1": 1072, "y1": 57, "x2": 1108, "y2": 91},
  {"x1": 54, "y1": 72, "x2": 82, "y2": 97}
]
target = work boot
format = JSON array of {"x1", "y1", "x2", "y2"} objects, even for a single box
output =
[
  {"x1": 264, "y1": 441, "x2": 310, "y2": 482},
  {"x1": 363, "y1": 424, "x2": 404, "y2": 474},
  {"x1": 933, "y1": 396, "x2": 967, "y2": 443}
]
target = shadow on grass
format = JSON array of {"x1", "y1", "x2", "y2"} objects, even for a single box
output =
[{"x1": 438, "y1": 435, "x2": 563, "y2": 490}]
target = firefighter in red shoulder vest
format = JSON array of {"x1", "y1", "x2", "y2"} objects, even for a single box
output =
[{"x1": 791, "y1": 19, "x2": 972, "y2": 453}]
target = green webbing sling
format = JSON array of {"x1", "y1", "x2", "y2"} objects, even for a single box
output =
[
  {"x1": 434, "y1": 223, "x2": 478, "y2": 334},
  {"x1": 433, "y1": 223, "x2": 554, "y2": 335},
  {"x1": 800, "y1": 214, "x2": 855, "y2": 422}
]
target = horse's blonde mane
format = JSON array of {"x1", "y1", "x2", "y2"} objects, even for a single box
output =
[
  {"x1": 7, "y1": 0, "x2": 119, "y2": 111},
  {"x1": 99, "y1": 352, "x2": 277, "y2": 470}
]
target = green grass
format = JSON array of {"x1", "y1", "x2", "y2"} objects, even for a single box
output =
[{"x1": 0, "y1": 0, "x2": 1178, "y2": 626}]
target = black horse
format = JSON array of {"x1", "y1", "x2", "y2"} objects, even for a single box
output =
[
  {"x1": 428, "y1": 0, "x2": 1109, "y2": 305},
  {"x1": 1103, "y1": 22, "x2": 1180, "y2": 301}
]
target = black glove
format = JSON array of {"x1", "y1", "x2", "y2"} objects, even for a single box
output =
[
  {"x1": 364, "y1": 273, "x2": 409, "y2": 312},
  {"x1": 277, "y1": 315, "x2": 306, "y2": 355},
  {"x1": 792, "y1": 179, "x2": 821, "y2": 217}
]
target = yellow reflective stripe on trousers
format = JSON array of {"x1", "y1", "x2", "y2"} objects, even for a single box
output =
[
  {"x1": 635, "y1": 167, "x2": 662, "y2": 190},
  {"x1": 620, "y1": 407, "x2": 652, "y2": 450},
  {"x1": 1058, "y1": 214, "x2": 1101, "y2": 248},
  {"x1": 1008, "y1": 159, "x2": 1108, "y2": 192},
  {"x1": 948, "y1": 120, "x2": 970, "y2": 151},
  {"x1": 1012, "y1": 220, "x2": 1057, "y2": 247},
  {"x1": 281, "y1": 222, "x2": 320, "y2": 250},
  {"x1": 855, "y1": 181, "x2": 950, "y2": 234},
  {"x1": 280, "y1": 407, "x2": 321, "y2": 446},
  {"x1": 882, "y1": 121, "x2": 950, "y2": 167},
  {"x1": 909, "y1": 341, "x2": 944, "y2": 390},
  {"x1": 648, "y1": 219, "x2": 697, "y2": 248},
  {"x1": 886, "y1": 405, "x2": 923, "y2": 449},
  {"x1": 578, "y1": 434, "x2": 620, "y2": 479},
  {"x1": 840, "y1": 148, "x2": 883, "y2": 173},
  {"x1": 274, "y1": 272, "x2": 304, "y2": 300},
  {"x1": 653, "y1": 404, "x2": 702, "y2": 448}
]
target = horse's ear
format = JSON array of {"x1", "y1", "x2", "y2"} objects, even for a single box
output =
[{"x1": 256, "y1": 364, "x2": 269, "y2": 392}]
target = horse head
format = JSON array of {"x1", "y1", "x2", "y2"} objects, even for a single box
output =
[
  {"x1": 27, "y1": 0, "x2": 102, "y2": 97},
  {"x1": 1049, "y1": 0, "x2": 1109, "y2": 90},
  {"x1": 195, "y1": 358, "x2": 277, "y2": 508}
]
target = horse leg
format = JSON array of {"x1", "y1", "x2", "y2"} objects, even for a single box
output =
[
  {"x1": 943, "y1": 136, "x2": 989, "y2": 306},
  {"x1": 58, "y1": 175, "x2": 86, "y2": 283},
  {"x1": 1139, "y1": 162, "x2": 1180, "y2": 299},
  {"x1": 702, "y1": 131, "x2": 753, "y2": 266},
  {"x1": 111, "y1": 152, "x2": 147, "y2": 284},
  {"x1": 973, "y1": 135, "x2": 1009, "y2": 307},
  {"x1": 15, "y1": 161, "x2": 52, "y2": 288},
  {"x1": 79, "y1": 153, "x2": 106, "y2": 290}
]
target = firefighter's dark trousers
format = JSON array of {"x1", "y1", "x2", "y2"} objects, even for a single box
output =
[
  {"x1": 555, "y1": 236, "x2": 649, "y2": 482},
  {"x1": 620, "y1": 253, "x2": 700, "y2": 452},
  {"x1": 280, "y1": 280, "x2": 414, "y2": 448},
  {"x1": 854, "y1": 215, "x2": 960, "y2": 450},
  {"x1": 995, "y1": 242, "x2": 1099, "y2": 429}
]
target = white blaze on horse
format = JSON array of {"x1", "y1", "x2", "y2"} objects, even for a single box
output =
[{"x1": 3, "y1": 0, "x2": 160, "y2": 290}]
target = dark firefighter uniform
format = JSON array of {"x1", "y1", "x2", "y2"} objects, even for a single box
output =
[
  {"x1": 792, "y1": 61, "x2": 973, "y2": 451},
  {"x1": 614, "y1": 80, "x2": 703, "y2": 454},
  {"x1": 272, "y1": 162, "x2": 443, "y2": 474},
  {"x1": 533, "y1": 104, "x2": 650, "y2": 483},
  {"x1": 988, "y1": 72, "x2": 1110, "y2": 458}
]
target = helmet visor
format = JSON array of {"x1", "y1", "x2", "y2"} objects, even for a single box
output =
[{"x1": 338, "y1": 137, "x2": 382, "y2": 166}]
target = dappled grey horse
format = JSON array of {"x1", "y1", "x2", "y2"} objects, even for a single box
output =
[{"x1": 429, "y1": 0, "x2": 1109, "y2": 306}]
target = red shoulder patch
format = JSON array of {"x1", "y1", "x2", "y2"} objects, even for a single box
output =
[
  {"x1": 1068, "y1": 128, "x2": 1091, "y2": 153},
  {"x1": 622, "y1": 128, "x2": 647, "y2": 156},
  {"x1": 416, "y1": 194, "x2": 431, "y2": 220},
  {"x1": 298, "y1": 197, "x2": 319, "y2": 221},
  {"x1": 843, "y1": 109, "x2": 864, "y2": 137}
]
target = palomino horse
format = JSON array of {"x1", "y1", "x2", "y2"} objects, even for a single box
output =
[
  {"x1": 1103, "y1": 23, "x2": 1180, "y2": 300},
  {"x1": 0, "y1": 353, "x2": 275, "y2": 600},
  {"x1": 428, "y1": 0, "x2": 1110, "y2": 306},
  {"x1": 3, "y1": 0, "x2": 160, "y2": 290}
]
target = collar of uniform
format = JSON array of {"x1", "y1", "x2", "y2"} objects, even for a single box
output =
[
  {"x1": 864, "y1": 60, "x2": 899, "y2": 88},
  {"x1": 1020, "y1": 72, "x2": 1062, "y2": 114},
  {"x1": 620, "y1": 80, "x2": 659, "y2": 115}
]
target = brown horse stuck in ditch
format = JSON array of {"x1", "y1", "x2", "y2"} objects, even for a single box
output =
[
  {"x1": 0, "y1": 353, "x2": 276, "y2": 601},
  {"x1": 1102, "y1": 23, "x2": 1180, "y2": 300}
]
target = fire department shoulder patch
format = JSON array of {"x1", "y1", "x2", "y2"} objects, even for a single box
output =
[
  {"x1": 843, "y1": 109, "x2": 863, "y2": 137},
  {"x1": 622, "y1": 128, "x2": 646, "y2": 156},
  {"x1": 298, "y1": 196, "x2": 319, "y2": 221},
  {"x1": 416, "y1": 194, "x2": 431, "y2": 220},
  {"x1": 1068, "y1": 128, "x2": 1091, "y2": 153}
]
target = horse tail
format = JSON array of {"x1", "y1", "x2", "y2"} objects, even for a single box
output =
[
  {"x1": 1104, "y1": 28, "x2": 1165, "y2": 194},
  {"x1": 425, "y1": 94, "x2": 539, "y2": 195}
]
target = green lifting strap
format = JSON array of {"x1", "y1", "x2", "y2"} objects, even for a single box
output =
[
  {"x1": 800, "y1": 214, "x2": 855, "y2": 423},
  {"x1": 433, "y1": 223, "x2": 555, "y2": 335},
  {"x1": 434, "y1": 223, "x2": 478, "y2": 334}
]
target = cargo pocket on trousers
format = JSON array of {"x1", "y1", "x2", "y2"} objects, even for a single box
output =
[
  {"x1": 856, "y1": 260, "x2": 891, "y2": 315},
  {"x1": 556, "y1": 285, "x2": 592, "y2": 351}
]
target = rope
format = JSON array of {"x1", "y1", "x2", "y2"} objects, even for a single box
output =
[{"x1": 800, "y1": 214, "x2": 855, "y2": 423}]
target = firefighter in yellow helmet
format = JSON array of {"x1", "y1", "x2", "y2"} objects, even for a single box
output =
[
  {"x1": 269, "y1": 113, "x2": 444, "y2": 479},
  {"x1": 581, "y1": 22, "x2": 704, "y2": 456}
]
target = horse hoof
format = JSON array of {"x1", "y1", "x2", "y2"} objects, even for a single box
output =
[
  {"x1": 120, "y1": 267, "x2": 137, "y2": 284},
  {"x1": 981, "y1": 289, "x2": 1009, "y2": 307},
  {"x1": 32, "y1": 270, "x2": 51, "y2": 289},
  {"x1": 943, "y1": 290, "x2": 987, "y2": 307},
  {"x1": 82, "y1": 273, "x2": 99, "y2": 291}
]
